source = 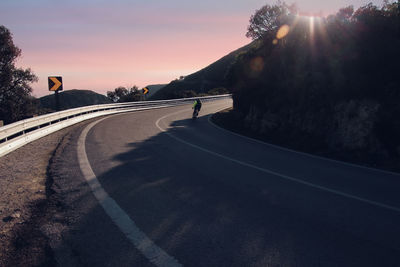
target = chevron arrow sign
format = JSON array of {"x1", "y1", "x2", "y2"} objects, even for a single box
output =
[{"x1": 48, "y1": 76, "x2": 63, "y2": 91}]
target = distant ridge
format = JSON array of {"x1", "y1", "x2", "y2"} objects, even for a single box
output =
[
  {"x1": 144, "y1": 84, "x2": 166, "y2": 98},
  {"x1": 151, "y1": 41, "x2": 255, "y2": 100},
  {"x1": 40, "y1": 89, "x2": 111, "y2": 111}
]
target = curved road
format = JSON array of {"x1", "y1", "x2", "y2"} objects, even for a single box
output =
[{"x1": 51, "y1": 99, "x2": 400, "y2": 266}]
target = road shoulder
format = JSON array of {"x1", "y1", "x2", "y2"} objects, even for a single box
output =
[{"x1": 0, "y1": 121, "x2": 91, "y2": 266}]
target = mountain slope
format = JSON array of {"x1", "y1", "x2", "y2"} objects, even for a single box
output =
[
  {"x1": 144, "y1": 84, "x2": 166, "y2": 98},
  {"x1": 151, "y1": 41, "x2": 256, "y2": 100}
]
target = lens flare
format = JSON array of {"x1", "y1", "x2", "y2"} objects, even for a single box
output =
[
  {"x1": 247, "y1": 56, "x2": 264, "y2": 77},
  {"x1": 250, "y1": 57, "x2": 264, "y2": 72},
  {"x1": 276, "y1": 25, "x2": 290, "y2": 39},
  {"x1": 309, "y1": 16, "x2": 315, "y2": 37}
]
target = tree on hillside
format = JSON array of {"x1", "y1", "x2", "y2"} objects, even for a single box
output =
[
  {"x1": 0, "y1": 25, "x2": 38, "y2": 124},
  {"x1": 246, "y1": 2, "x2": 296, "y2": 40},
  {"x1": 107, "y1": 86, "x2": 143, "y2": 102}
]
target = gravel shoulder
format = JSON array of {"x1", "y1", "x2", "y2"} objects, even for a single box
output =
[
  {"x1": 1, "y1": 115, "x2": 151, "y2": 267},
  {"x1": 0, "y1": 121, "x2": 91, "y2": 266}
]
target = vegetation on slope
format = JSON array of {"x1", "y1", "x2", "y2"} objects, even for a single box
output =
[
  {"x1": 223, "y1": 1, "x2": 400, "y2": 169},
  {"x1": 106, "y1": 86, "x2": 143, "y2": 103},
  {"x1": 106, "y1": 84, "x2": 166, "y2": 102}
]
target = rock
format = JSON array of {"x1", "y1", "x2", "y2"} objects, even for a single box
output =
[
  {"x1": 12, "y1": 212, "x2": 21, "y2": 219},
  {"x1": 260, "y1": 111, "x2": 279, "y2": 134},
  {"x1": 329, "y1": 99, "x2": 380, "y2": 151},
  {"x1": 2, "y1": 216, "x2": 13, "y2": 223}
]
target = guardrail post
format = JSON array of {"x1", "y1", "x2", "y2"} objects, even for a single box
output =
[{"x1": 0, "y1": 120, "x2": 3, "y2": 127}]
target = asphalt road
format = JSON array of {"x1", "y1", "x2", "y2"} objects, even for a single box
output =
[{"x1": 51, "y1": 99, "x2": 400, "y2": 266}]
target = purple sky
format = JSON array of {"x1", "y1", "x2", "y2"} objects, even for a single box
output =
[{"x1": 1, "y1": 0, "x2": 384, "y2": 97}]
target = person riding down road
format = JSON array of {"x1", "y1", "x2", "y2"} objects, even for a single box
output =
[{"x1": 193, "y1": 98, "x2": 202, "y2": 118}]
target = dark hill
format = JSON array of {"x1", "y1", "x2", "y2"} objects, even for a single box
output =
[
  {"x1": 144, "y1": 84, "x2": 166, "y2": 98},
  {"x1": 40, "y1": 89, "x2": 111, "y2": 111},
  {"x1": 221, "y1": 2, "x2": 400, "y2": 171},
  {"x1": 151, "y1": 41, "x2": 256, "y2": 100}
]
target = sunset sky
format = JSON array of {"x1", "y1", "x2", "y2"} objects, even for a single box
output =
[{"x1": 1, "y1": 0, "x2": 383, "y2": 97}]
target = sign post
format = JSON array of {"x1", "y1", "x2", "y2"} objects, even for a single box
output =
[
  {"x1": 142, "y1": 87, "x2": 149, "y2": 100},
  {"x1": 48, "y1": 76, "x2": 63, "y2": 111}
]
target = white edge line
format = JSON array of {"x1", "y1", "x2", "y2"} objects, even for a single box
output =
[
  {"x1": 207, "y1": 107, "x2": 400, "y2": 177},
  {"x1": 77, "y1": 116, "x2": 182, "y2": 267},
  {"x1": 155, "y1": 106, "x2": 400, "y2": 213}
]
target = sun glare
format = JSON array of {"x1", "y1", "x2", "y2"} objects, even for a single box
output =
[{"x1": 309, "y1": 16, "x2": 315, "y2": 37}]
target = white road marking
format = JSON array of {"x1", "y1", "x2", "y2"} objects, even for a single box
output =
[
  {"x1": 78, "y1": 117, "x2": 182, "y2": 267},
  {"x1": 207, "y1": 112, "x2": 400, "y2": 177},
  {"x1": 155, "y1": 107, "x2": 400, "y2": 213}
]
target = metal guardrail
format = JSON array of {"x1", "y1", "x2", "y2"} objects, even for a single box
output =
[{"x1": 0, "y1": 94, "x2": 231, "y2": 157}]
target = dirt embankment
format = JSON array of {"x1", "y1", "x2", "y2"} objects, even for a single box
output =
[{"x1": 0, "y1": 123, "x2": 87, "y2": 267}]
